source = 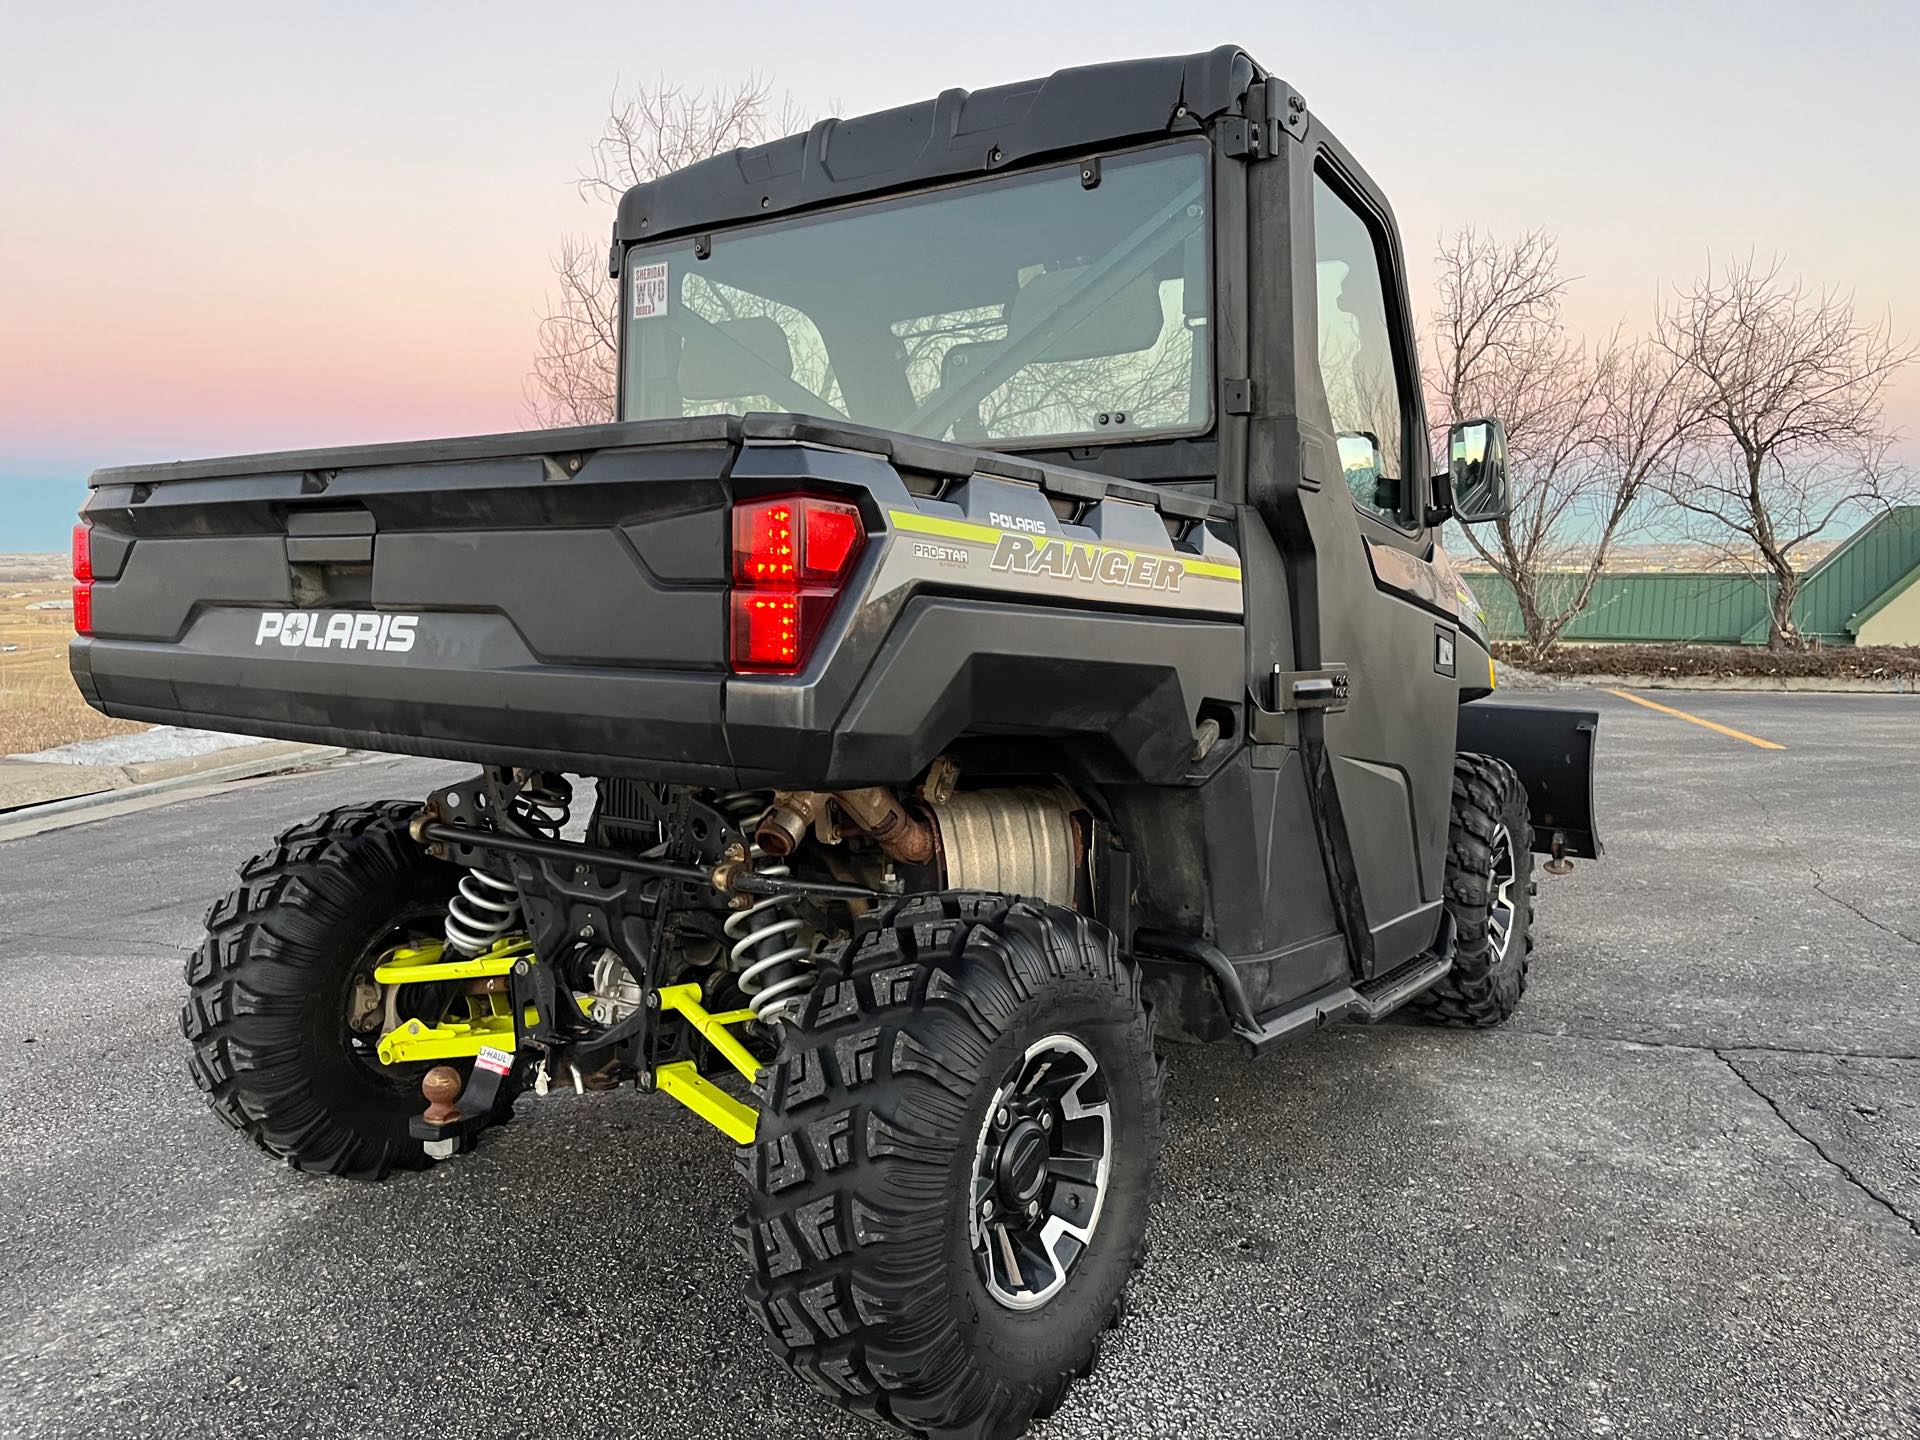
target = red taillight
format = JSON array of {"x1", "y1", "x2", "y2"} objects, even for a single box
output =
[
  {"x1": 71, "y1": 523, "x2": 93, "y2": 635},
  {"x1": 729, "y1": 494, "x2": 865, "y2": 674},
  {"x1": 803, "y1": 502, "x2": 862, "y2": 578}
]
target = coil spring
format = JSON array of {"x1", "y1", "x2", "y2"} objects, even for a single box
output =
[
  {"x1": 719, "y1": 793, "x2": 815, "y2": 1023},
  {"x1": 513, "y1": 790, "x2": 570, "y2": 842},
  {"x1": 442, "y1": 789, "x2": 570, "y2": 957},
  {"x1": 445, "y1": 869, "x2": 521, "y2": 956}
]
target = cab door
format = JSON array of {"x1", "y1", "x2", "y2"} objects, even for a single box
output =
[{"x1": 1286, "y1": 153, "x2": 1458, "y2": 976}]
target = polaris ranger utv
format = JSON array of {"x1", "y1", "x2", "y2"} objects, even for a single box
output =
[{"x1": 70, "y1": 45, "x2": 1600, "y2": 1440}]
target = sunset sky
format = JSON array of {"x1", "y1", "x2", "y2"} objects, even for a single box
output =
[{"x1": 3, "y1": 0, "x2": 1916, "y2": 550}]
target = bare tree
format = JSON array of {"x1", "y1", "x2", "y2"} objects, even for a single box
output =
[
  {"x1": 1427, "y1": 230, "x2": 1688, "y2": 661},
  {"x1": 528, "y1": 78, "x2": 808, "y2": 427},
  {"x1": 1655, "y1": 256, "x2": 1915, "y2": 649}
]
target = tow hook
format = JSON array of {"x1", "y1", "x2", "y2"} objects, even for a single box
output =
[{"x1": 410, "y1": 1046, "x2": 518, "y2": 1160}]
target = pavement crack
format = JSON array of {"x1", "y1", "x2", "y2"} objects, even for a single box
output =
[
  {"x1": 9, "y1": 929, "x2": 192, "y2": 954},
  {"x1": 1715, "y1": 1048, "x2": 1920, "y2": 1241},
  {"x1": 1497, "y1": 1025, "x2": 1920, "y2": 1064},
  {"x1": 1809, "y1": 867, "x2": 1920, "y2": 948}
]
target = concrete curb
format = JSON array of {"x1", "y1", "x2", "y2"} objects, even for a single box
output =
[
  {"x1": 0, "y1": 745, "x2": 365, "y2": 842},
  {"x1": 1553, "y1": 674, "x2": 1920, "y2": 694}
]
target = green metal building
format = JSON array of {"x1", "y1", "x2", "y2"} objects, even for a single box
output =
[{"x1": 1465, "y1": 506, "x2": 1920, "y2": 647}]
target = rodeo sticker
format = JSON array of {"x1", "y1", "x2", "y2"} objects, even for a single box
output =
[
  {"x1": 630, "y1": 261, "x2": 670, "y2": 320},
  {"x1": 988, "y1": 534, "x2": 1186, "y2": 593}
]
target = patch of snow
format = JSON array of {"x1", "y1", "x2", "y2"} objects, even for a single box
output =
[
  {"x1": 26, "y1": 598, "x2": 72, "y2": 611},
  {"x1": 8, "y1": 727, "x2": 273, "y2": 766},
  {"x1": 1492, "y1": 658, "x2": 1570, "y2": 691}
]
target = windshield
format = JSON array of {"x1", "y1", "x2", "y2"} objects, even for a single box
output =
[{"x1": 619, "y1": 143, "x2": 1210, "y2": 447}]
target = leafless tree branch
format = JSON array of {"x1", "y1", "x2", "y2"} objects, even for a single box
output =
[
  {"x1": 1426, "y1": 230, "x2": 1690, "y2": 660},
  {"x1": 526, "y1": 77, "x2": 810, "y2": 428},
  {"x1": 1654, "y1": 254, "x2": 1916, "y2": 648}
]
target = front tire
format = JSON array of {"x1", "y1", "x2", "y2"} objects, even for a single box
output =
[
  {"x1": 181, "y1": 801, "x2": 461, "y2": 1180},
  {"x1": 742, "y1": 893, "x2": 1160, "y2": 1440},
  {"x1": 1414, "y1": 753, "x2": 1536, "y2": 1028}
]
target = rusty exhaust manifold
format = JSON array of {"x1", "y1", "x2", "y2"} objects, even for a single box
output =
[
  {"x1": 755, "y1": 787, "x2": 936, "y2": 866},
  {"x1": 754, "y1": 783, "x2": 1080, "y2": 910}
]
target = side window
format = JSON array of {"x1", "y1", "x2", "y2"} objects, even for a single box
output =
[{"x1": 1311, "y1": 171, "x2": 1411, "y2": 525}]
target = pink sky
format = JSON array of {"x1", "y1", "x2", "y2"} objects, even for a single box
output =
[{"x1": 3, "y1": 0, "x2": 1915, "y2": 546}]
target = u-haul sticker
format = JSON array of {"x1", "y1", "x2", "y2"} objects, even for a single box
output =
[
  {"x1": 631, "y1": 261, "x2": 670, "y2": 320},
  {"x1": 254, "y1": 611, "x2": 418, "y2": 653}
]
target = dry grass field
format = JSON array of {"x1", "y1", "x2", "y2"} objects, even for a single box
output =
[{"x1": 0, "y1": 558, "x2": 147, "y2": 755}]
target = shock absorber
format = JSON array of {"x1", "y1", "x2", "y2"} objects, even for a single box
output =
[
  {"x1": 442, "y1": 788, "x2": 570, "y2": 957},
  {"x1": 718, "y1": 793, "x2": 816, "y2": 1023}
]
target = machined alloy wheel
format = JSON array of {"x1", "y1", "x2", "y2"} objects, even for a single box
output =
[
  {"x1": 969, "y1": 1034, "x2": 1113, "y2": 1310},
  {"x1": 1486, "y1": 821, "x2": 1519, "y2": 962}
]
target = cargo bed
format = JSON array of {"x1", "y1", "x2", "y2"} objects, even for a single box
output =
[{"x1": 72, "y1": 413, "x2": 1245, "y2": 788}]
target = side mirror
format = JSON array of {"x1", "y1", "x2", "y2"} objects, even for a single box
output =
[
  {"x1": 1443, "y1": 417, "x2": 1512, "y2": 524},
  {"x1": 1337, "y1": 431, "x2": 1402, "y2": 513}
]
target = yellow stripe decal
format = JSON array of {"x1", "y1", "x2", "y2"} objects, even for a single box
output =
[
  {"x1": 1184, "y1": 558, "x2": 1244, "y2": 580},
  {"x1": 890, "y1": 510, "x2": 1003, "y2": 545},
  {"x1": 887, "y1": 509, "x2": 1242, "y2": 582}
]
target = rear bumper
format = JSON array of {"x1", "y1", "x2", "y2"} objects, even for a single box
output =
[{"x1": 1457, "y1": 700, "x2": 1603, "y2": 859}]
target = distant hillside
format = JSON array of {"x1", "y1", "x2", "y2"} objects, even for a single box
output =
[{"x1": 0, "y1": 555, "x2": 67, "y2": 583}]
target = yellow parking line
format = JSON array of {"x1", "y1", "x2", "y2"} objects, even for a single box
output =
[{"x1": 1605, "y1": 689, "x2": 1785, "y2": 750}]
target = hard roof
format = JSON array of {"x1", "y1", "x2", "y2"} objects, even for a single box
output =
[{"x1": 613, "y1": 46, "x2": 1262, "y2": 253}]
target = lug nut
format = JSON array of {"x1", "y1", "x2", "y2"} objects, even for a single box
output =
[
  {"x1": 1025, "y1": 1200, "x2": 1040, "y2": 1219},
  {"x1": 995, "y1": 1107, "x2": 1010, "y2": 1128},
  {"x1": 1041, "y1": 1112, "x2": 1054, "y2": 1132},
  {"x1": 980, "y1": 1198, "x2": 995, "y2": 1218}
]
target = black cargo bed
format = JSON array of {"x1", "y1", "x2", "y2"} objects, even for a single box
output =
[
  {"x1": 76, "y1": 418, "x2": 751, "y2": 780},
  {"x1": 73, "y1": 413, "x2": 1237, "y2": 787}
]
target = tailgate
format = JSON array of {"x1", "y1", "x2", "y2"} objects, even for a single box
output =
[{"x1": 72, "y1": 420, "x2": 740, "y2": 781}]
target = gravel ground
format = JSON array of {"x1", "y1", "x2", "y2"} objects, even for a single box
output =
[{"x1": 1, "y1": 688, "x2": 1916, "y2": 1439}]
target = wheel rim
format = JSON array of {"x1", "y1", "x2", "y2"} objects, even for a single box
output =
[
  {"x1": 967, "y1": 1034, "x2": 1112, "y2": 1311},
  {"x1": 1487, "y1": 822, "x2": 1519, "y2": 962}
]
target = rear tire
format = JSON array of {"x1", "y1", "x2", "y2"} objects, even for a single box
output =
[
  {"x1": 741, "y1": 893, "x2": 1160, "y2": 1440},
  {"x1": 181, "y1": 801, "x2": 461, "y2": 1180},
  {"x1": 1413, "y1": 753, "x2": 1536, "y2": 1028}
]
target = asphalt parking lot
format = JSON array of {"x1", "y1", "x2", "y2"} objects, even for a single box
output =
[{"x1": 2, "y1": 687, "x2": 1916, "y2": 1439}]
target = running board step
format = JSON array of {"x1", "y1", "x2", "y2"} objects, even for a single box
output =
[
  {"x1": 1235, "y1": 945, "x2": 1453, "y2": 1056},
  {"x1": 1135, "y1": 915, "x2": 1456, "y2": 1058},
  {"x1": 1350, "y1": 945, "x2": 1455, "y2": 1021}
]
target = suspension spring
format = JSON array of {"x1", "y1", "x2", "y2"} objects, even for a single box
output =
[
  {"x1": 442, "y1": 787, "x2": 571, "y2": 957},
  {"x1": 511, "y1": 789, "x2": 570, "y2": 842},
  {"x1": 444, "y1": 869, "x2": 522, "y2": 956},
  {"x1": 719, "y1": 793, "x2": 816, "y2": 1023}
]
